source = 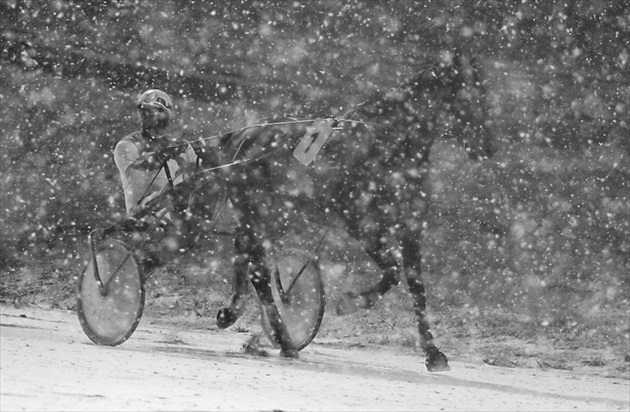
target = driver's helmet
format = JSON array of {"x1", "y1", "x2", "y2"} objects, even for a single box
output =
[{"x1": 136, "y1": 89, "x2": 173, "y2": 118}]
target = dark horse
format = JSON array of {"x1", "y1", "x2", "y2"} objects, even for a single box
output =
[{"x1": 209, "y1": 51, "x2": 496, "y2": 372}]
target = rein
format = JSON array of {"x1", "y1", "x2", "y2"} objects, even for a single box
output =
[{"x1": 133, "y1": 114, "x2": 376, "y2": 210}]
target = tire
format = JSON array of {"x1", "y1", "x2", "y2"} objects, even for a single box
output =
[
  {"x1": 261, "y1": 248, "x2": 325, "y2": 351},
  {"x1": 77, "y1": 240, "x2": 145, "y2": 346}
]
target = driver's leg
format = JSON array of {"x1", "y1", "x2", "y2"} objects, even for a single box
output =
[
  {"x1": 136, "y1": 210, "x2": 193, "y2": 275},
  {"x1": 108, "y1": 217, "x2": 163, "y2": 276}
]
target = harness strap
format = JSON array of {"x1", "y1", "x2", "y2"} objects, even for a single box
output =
[{"x1": 163, "y1": 160, "x2": 174, "y2": 187}]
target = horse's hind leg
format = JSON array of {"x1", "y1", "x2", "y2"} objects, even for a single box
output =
[
  {"x1": 218, "y1": 223, "x2": 298, "y2": 358},
  {"x1": 336, "y1": 230, "x2": 401, "y2": 315},
  {"x1": 399, "y1": 234, "x2": 450, "y2": 372}
]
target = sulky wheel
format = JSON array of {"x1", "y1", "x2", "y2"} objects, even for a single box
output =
[
  {"x1": 77, "y1": 239, "x2": 145, "y2": 346},
  {"x1": 261, "y1": 248, "x2": 325, "y2": 351}
]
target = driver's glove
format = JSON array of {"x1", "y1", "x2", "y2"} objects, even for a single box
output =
[{"x1": 156, "y1": 144, "x2": 186, "y2": 163}]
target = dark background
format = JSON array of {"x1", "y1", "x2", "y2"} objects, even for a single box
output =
[{"x1": 1, "y1": 0, "x2": 628, "y2": 374}]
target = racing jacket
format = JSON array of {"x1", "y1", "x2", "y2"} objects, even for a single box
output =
[{"x1": 114, "y1": 130, "x2": 196, "y2": 215}]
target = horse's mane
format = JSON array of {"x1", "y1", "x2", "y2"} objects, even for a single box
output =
[{"x1": 345, "y1": 57, "x2": 456, "y2": 119}]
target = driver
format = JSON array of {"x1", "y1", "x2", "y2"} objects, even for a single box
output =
[
  {"x1": 114, "y1": 89, "x2": 196, "y2": 215},
  {"x1": 113, "y1": 89, "x2": 197, "y2": 269}
]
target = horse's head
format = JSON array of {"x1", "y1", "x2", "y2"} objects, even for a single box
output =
[{"x1": 407, "y1": 52, "x2": 496, "y2": 161}]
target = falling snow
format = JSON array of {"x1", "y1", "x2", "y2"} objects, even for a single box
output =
[{"x1": 1, "y1": 0, "x2": 629, "y2": 377}]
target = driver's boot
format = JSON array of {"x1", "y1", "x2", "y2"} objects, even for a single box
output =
[{"x1": 140, "y1": 253, "x2": 162, "y2": 277}]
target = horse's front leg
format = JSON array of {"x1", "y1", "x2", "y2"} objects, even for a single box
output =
[
  {"x1": 233, "y1": 226, "x2": 298, "y2": 358},
  {"x1": 216, "y1": 231, "x2": 250, "y2": 329},
  {"x1": 222, "y1": 182, "x2": 298, "y2": 359},
  {"x1": 399, "y1": 232, "x2": 450, "y2": 372}
]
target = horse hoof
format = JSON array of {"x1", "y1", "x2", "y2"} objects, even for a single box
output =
[
  {"x1": 241, "y1": 335, "x2": 269, "y2": 357},
  {"x1": 336, "y1": 292, "x2": 361, "y2": 315},
  {"x1": 279, "y1": 347, "x2": 300, "y2": 359},
  {"x1": 216, "y1": 307, "x2": 240, "y2": 329},
  {"x1": 425, "y1": 347, "x2": 450, "y2": 372}
]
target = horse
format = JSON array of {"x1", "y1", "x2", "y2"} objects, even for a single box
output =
[
  {"x1": 309, "y1": 52, "x2": 496, "y2": 372},
  {"x1": 183, "y1": 51, "x2": 496, "y2": 370}
]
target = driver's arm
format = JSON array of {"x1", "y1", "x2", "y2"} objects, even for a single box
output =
[
  {"x1": 129, "y1": 151, "x2": 163, "y2": 171},
  {"x1": 115, "y1": 140, "x2": 162, "y2": 172}
]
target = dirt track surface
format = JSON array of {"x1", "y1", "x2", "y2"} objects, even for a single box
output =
[{"x1": 1, "y1": 305, "x2": 628, "y2": 411}]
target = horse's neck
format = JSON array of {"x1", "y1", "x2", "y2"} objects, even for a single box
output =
[{"x1": 353, "y1": 82, "x2": 443, "y2": 152}]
